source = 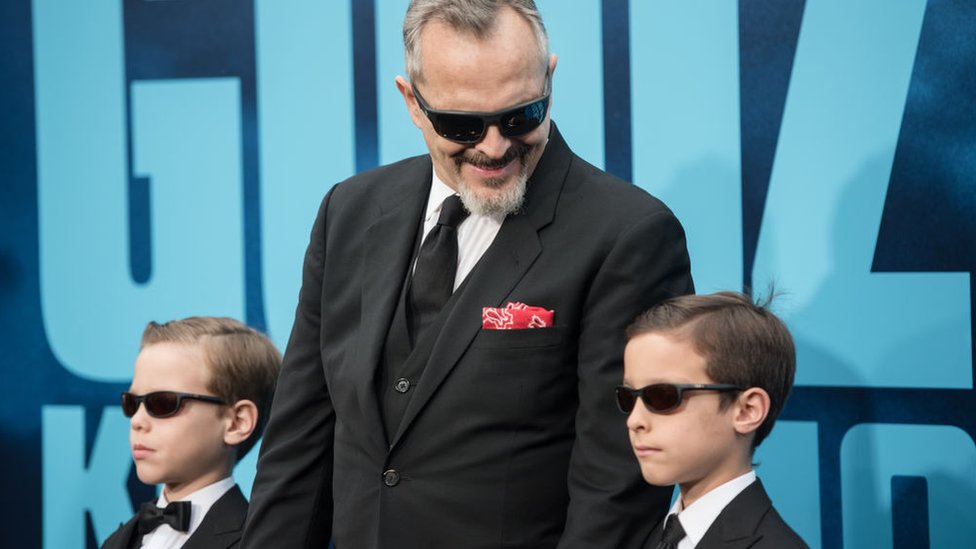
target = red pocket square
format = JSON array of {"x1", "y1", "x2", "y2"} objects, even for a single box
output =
[{"x1": 482, "y1": 302, "x2": 554, "y2": 330}]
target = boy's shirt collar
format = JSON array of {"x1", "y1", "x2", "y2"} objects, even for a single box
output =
[
  {"x1": 141, "y1": 476, "x2": 235, "y2": 548},
  {"x1": 664, "y1": 470, "x2": 757, "y2": 548}
]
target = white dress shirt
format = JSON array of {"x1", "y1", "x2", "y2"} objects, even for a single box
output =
[
  {"x1": 419, "y1": 174, "x2": 504, "y2": 290},
  {"x1": 140, "y1": 476, "x2": 236, "y2": 549},
  {"x1": 661, "y1": 470, "x2": 757, "y2": 548}
]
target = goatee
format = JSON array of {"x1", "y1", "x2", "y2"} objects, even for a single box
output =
[{"x1": 453, "y1": 143, "x2": 531, "y2": 217}]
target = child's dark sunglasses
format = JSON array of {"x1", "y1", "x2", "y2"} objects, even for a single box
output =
[
  {"x1": 411, "y1": 71, "x2": 551, "y2": 144},
  {"x1": 614, "y1": 383, "x2": 743, "y2": 414},
  {"x1": 121, "y1": 391, "x2": 226, "y2": 418}
]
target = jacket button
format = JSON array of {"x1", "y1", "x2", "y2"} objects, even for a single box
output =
[
  {"x1": 382, "y1": 469, "x2": 400, "y2": 487},
  {"x1": 394, "y1": 378, "x2": 411, "y2": 393}
]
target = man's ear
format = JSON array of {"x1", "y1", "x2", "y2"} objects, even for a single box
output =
[
  {"x1": 732, "y1": 387, "x2": 770, "y2": 437},
  {"x1": 546, "y1": 54, "x2": 558, "y2": 111},
  {"x1": 395, "y1": 75, "x2": 425, "y2": 129},
  {"x1": 223, "y1": 399, "x2": 258, "y2": 447}
]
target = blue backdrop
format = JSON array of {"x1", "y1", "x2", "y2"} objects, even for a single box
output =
[{"x1": 1, "y1": 1, "x2": 973, "y2": 548}]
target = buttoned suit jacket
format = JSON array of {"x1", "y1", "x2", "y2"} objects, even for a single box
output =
[
  {"x1": 644, "y1": 480, "x2": 808, "y2": 549},
  {"x1": 242, "y1": 126, "x2": 694, "y2": 549},
  {"x1": 101, "y1": 484, "x2": 247, "y2": 549}
]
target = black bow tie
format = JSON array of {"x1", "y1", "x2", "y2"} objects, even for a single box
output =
[{"x1": 136, "y1": 500, "x2": 192, "y2": 535}]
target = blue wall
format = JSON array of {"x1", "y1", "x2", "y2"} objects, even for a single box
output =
[{"x1": 1, "y1": 1, "x2": 973, "y2": 547}]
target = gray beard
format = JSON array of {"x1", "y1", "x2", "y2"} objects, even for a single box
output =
[
  {"x1": 457, "y1": 169, "x2": 528, "y2": 217},
  {"x1": 454, "y1": 149, "x2": 530, "y2": 217}
]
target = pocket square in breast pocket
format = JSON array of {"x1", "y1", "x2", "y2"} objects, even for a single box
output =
[{"x1": 482, "y1": 301, "x2": 554, "y2": 329}]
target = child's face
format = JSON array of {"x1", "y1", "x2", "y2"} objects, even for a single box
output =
[
  {"x1": 128, "y1": 342, "x2": 232, "y2": 498},
  {"x1": 623, "y1": 332, "x2": 745, "y2": 503}
]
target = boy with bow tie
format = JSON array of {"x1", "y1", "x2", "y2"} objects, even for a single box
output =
[
  {"x1": 102, "y1": 317, "x2": 280, "y2": 549},
  {"x1": 617, "y1": 292, "x2": 808, "y2": 549}
]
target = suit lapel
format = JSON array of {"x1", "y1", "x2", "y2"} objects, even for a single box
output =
[
  {"x1": 100, "y1": 516, "x2": 138, "y2": 549},
  {"x1": 181, "y1": 485, "x2": 248, "y2": 549},
  {"x1": 697, "y1": 480, "x2": 773, "y2": 549},
  {"x1": 642, "y1": 519, "x2": 665, "y2": 549},
  {"x1": 357, "y1": 163, "x2": 431, "y2": 451},
  {"x1": 389, "y1": 127, "x2": 571, "y2": 449}
]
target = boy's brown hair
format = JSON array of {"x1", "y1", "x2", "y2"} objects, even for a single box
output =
[
  {"x1": 626, "y1": 291, "x2": 795, "y2": 449},
  {"x1": 140, "y1": 316, "x2": 281, "y2": 460}
]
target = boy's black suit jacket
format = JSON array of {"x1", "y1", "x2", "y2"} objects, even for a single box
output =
[
  {"x1": 101, "y1": 484, "x2": 247, "y2": 549},
  {"x1": 644, "y1": 480, "x2": 809, "y2": 549},
  {"x1": 243, "y1": 125, "x2": 694, "y2": 549}
]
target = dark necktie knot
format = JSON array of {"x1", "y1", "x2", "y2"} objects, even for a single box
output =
[
  {"x1": 136, "y1": 500, "x2": 191, "y2": 535},
  {"x1": 437, "y1": 194, "x2": 468, "y2": 228},
  {"x1": 657, "y1": 513, "x2": 686, "y2": 549}
]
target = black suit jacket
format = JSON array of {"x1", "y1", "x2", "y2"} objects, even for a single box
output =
[
  {"x1": 644, "y1": 480, "x2": 808, "y2": 549},
  {"x1": 243, "y1": 126, "x2": 694, "y2": 549},
  {"x1": 101, "y1": 484, "x2": 247, "y2": 549}
]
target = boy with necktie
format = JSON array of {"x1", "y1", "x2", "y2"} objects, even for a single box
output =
[{"x1": 617, "y1": 292, "x2": 808, "y2": 549}]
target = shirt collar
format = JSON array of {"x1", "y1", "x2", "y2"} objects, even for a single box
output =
[
  {"x1": 665, "y1": 470, "x2": 757, "y2": 547},
  {"x1": 424, "y1": 172, "x2": 457, "y2": 223},
  {"x1": 158, "y1": 476, "x2": 236, "y2": 534}
]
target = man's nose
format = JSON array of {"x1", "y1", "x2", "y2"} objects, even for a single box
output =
[{"x1": 474, "y1": 124, "x2": 512, "y2": 159}]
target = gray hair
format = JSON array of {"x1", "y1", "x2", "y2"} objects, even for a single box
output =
[{"x1": 403, "y1": 0, "x2": 549, "y2": 84}]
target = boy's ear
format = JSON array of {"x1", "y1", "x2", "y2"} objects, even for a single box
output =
[
  {"x1": 732, "y1": 387, "x2": 770, "y2": 437},
  {"x1": 223, "y1": 399, "x2": 258, "y2": 447}
]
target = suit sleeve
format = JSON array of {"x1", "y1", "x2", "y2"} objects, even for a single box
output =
[
  {"x1": 242, "y1": 189, "x2": 336, "y2": 549},
  {"x1": 558, "y1": 209, "x2": 694, "y2": 548}
]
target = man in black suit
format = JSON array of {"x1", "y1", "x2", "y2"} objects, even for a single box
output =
[
  {"x1": 242, "y1": 1, "x2": 693, "y2": 548},
  {"x1": 618, "y1": 292, "x2": 807, "y2": 548}
]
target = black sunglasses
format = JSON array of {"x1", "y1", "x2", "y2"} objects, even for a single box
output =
[
  {"x1": 121, "y1": 391, "x2": 226, "y2": 418},
  {"x1": 614, "y1": 383, "x2": 743, "y2": 414},
  {"x1": 411, "y1": 71, "x2": 551, "y2": 144}
]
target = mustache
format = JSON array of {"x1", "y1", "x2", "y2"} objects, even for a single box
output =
[{"x1": 455, "y1": 143, "x2": 531, "y2": 170}]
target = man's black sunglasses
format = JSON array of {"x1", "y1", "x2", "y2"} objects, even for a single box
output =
[
  {"x1": 412, "y1": 71, "x2": 551, "y2": 144},
  {"x1": 614, "y1": 383, "x2": 743, "y2": 414},
  {"x1": 121, "y1": 391, "x2": 226, "y2": 418}
]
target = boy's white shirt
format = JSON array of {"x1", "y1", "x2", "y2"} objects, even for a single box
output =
[
  {"x1": 140, "y1": 476, "x2": 236, "y2": 549},
  {"x1": 663, "y1": 470, "x2": 757, "y2": 549}
]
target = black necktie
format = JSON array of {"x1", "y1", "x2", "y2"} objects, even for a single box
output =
[
  {"x1": 656, "y1": 513, "x2": 686, "y2": 549},
  {"x1": 136, "y1": 500, "x2": 191, "y2": 535},
  {"x1": 408, "y1": 194, "x2": 469, "y2": 342}
]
